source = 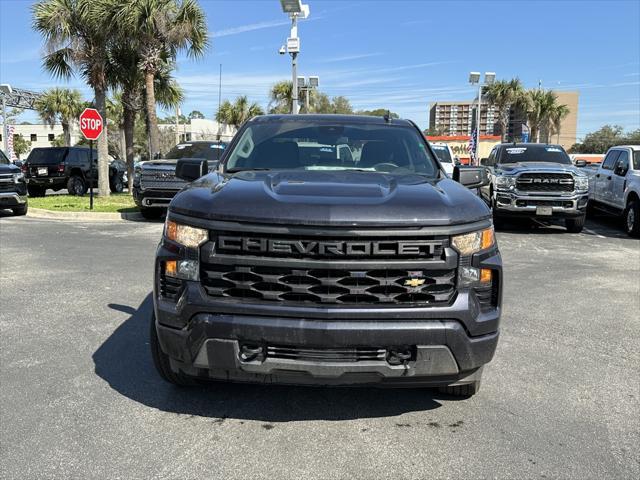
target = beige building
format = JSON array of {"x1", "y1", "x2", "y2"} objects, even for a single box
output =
[
  {"x1": 429, "y1": 91, "x2": 579, "y2": 150},
  {"x1": 0, "y1": 123, "x2": 77, "y2": 159}
]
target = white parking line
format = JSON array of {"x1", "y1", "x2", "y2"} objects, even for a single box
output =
[{"x1": 583, "y1": 227, "x2": 606, "y2": 239}]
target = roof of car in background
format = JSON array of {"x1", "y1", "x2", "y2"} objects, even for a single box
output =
[{"x1": 249, "y1": 114, "x2": 414, "y2": 127}]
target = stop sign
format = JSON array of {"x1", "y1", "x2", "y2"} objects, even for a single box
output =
[{"x1": 79, "y1": 108, "x2": 104, "y2": 141}]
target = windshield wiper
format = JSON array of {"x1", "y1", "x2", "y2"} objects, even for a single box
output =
[{"x1": 226, "y1": 167, "x2": 272, "y2": 173}]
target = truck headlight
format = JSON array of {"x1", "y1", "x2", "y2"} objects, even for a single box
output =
[
  {"x1": 574, "y1": 176, "x2": 588, "y2": 192},
  {"x1": 164, "y1": 219, "x2": 208, "y2": 248},
  {"x1": 451, "y1": 227, "x2": 495, "y2": 255},
  {"x1": 12, "y1": 172, "x2": 24, "y2": 184},
  {"x1": 495, "y1": 175, "x2": 516, "y2": 190}
]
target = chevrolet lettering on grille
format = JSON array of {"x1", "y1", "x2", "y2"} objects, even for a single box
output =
[{"x1": 216, "y1": 236, "x2": 440, "y2": 257}]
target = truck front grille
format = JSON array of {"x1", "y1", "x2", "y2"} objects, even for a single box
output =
[
  {"x1": 516, "y1": 173, "x2": 574, "y2": 192},
  {"x1": 200, "y1": 264, "x2": 456, "y2": 306},
  {"x1": 267, "y1": 345, "x2": 386, "y2": 362},
  {"x1": 140, "y1": 171, "x2": 185, "y2": 191}
]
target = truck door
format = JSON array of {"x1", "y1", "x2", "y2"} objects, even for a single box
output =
[
  {"x1": 595, "y1": 150, "x2": 620, "y2": 205},
  {"x1": 610, "y1": 149, "x2": 630, "y2": 211}
]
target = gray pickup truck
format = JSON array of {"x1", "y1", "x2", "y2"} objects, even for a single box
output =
[
  {"x1": 588, "y1": 145, "x2": 640, "y2": 237},
  {"x1": 480, "y1": 143, "x2": 590, "y2": 232}
]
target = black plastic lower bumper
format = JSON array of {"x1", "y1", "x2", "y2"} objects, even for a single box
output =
[{"x1": 133, "y1": 187, "x2": 178, "y2": 208}]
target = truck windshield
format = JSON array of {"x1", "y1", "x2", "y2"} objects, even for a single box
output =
[
  {"x1": 431, "y1": 145, "x2": 452, "y2": 163},
  {"x1": 27, "y1": 148, "x2": 67, "y2": 164},
  {"x1": 500, "y1": 145, "x2": 571, "y2": 164},
  {"x1": 225, "y1": 120, "x2": 439, "y2": 177},
  {"x1": 166, "y1": 143, "x2": 226, "y2": 161}
]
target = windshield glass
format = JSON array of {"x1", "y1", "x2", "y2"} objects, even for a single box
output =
[
  {"x1": 0, "y1": 149, "x2": 9, "y2": 165},
  {"x1": 225, "y1": 120, "x2": 439, "y2": 177},
  {"x1": 431, "y1": 145, "x2": 452, "y2": 163},
  {"x1": 26, "y1": 148, "x2": 67, "y2": 164},
  {"x1": 165, "y1": 142, "x2": 226, "y2": 161},
  {"x1": 499, "y1": 145, "x2": 571, "y2": 164}
]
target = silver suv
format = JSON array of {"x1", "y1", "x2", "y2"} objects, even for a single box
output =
[{"x1": 589, "y1": 145, "x2": 640, "y2": 237}]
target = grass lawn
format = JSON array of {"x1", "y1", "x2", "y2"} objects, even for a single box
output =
[{"x1": 29, "y1": 193, "x2": 139, "y2": 213}]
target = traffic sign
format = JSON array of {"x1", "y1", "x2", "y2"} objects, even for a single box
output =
[{"x1": 79, "y1": 108, "x2": 104, "y2": 140}]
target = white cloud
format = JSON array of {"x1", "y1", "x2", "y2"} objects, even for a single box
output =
[
  {"x1": 211, "y1": 19, "x2": 290, "y2": 38},
  {"x1": 318, "y1": 53, "x2": 384, "y2": 63}
]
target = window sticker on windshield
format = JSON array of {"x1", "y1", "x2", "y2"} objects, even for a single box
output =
[
  {"x1": 319, "y1": 147, "x2": 333, "y2": 153},
  {"x1": 506, "y1": 148, "x2": 527, "y2": 154},
  {"x1": 210, "y1": 145, "x2": 224, "y2": 149},
  {"x1": 177, "y1": 144, "x2": 192, "y2": 149},
  {"x1": 432, "y1": 145, "x2": 446, "y2": 150},
  {"x1": 545, "y1": 147, "x2": 562, "y2": 152}
]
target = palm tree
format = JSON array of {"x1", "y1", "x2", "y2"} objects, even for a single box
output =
[
  {"x1": 548, "y1": 104, "x2": 570, "y2": 144},
  {"x1": 216, "y1": 96, "x2": 264, "y2": 129},
  {"x1": 33, "y1": 0, "x2": 112, "y2": 196},
  {"x1": 268, "y1": 81, "x2": 293, "y2": 114},
  {"x1": 34, "y1": 88, "x2": 84, "y2": 147},
  {"x1": 525, "y1": 90, "x2": 568, "y2": 143},
  {"x1": 484, "y1": 78, "x2": 526, "y2": 141},
  {"x1": 109, "y1": 0, "x2": 207, "y2": 159}
]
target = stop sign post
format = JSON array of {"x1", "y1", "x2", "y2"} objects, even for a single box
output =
[{"x1": 79, "y1": 108, "x2": 104, "y2": 209}]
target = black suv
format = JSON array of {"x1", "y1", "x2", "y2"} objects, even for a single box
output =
[
  {"x1": 150, "y1": 115, "x2": 503, "y2": 397},
  {"x1": 0, "y1": 149, "x2": 28, "y2": 215},
  {"x1": 24, "y1": 147, "x2": 125, "y2": 197}
]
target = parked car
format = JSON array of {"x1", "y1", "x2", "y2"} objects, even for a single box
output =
[
  {"x1": 133, "y1": 141, "x2": 227, "y2": 219},
  {"x1": 150, "y1": 114, "x2": 501, "y2": 397},
  {"x1": 23, "y1": 147, "x2": 125, "y2": 197},
  {"x1": 480, "y1": 143, "x2": 590, "y2": 232},
  {"x1": 588, "y1": 145, "x2": 640, "y2": 237},
  {"x1": 430, "y1": 143, "x2": 458, "y2": 177},
  {"x1": 0, "y1": 149, "x2": 28, "y2": 215}
]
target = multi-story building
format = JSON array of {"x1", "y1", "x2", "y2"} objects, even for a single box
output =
[
  {"x1": 428, "y1": 101, "x2": 498, "y2": 136},
  {"x1": 0, "y1": 123, "x2": 71, "y2": 159},
  {"x1": 430, "y1": 91, "x2": 579, "y2": 150}
]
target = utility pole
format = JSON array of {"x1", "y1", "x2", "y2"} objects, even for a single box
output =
[
  {"x1": 175, "y1": 106, "x2": 180, "y2": 145},
  {"x1": 280, "y1": 1, "x2": 309, "y2": 115}
]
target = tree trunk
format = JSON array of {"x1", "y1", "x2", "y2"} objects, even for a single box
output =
[
  {"x1": 144, "y1": 70, "x2": 160, "y2": 159},
  {"x1": 62, "y1": 120, "x2": 71, "y2": 147},
  {"x1": 94, "y1": 86, "x2": 110, "y2": 197},
  {"x1": 123, "y1": 106, "x2": 136, "y2": 192}
]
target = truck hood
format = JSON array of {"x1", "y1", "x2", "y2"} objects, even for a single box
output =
[
  {"x1": 497, "y1": 162, "x2": 585, "y2": 176},
  {"x1": 169, "y1": 170, "x2": 491, "y2": 227},
  {"x1": 0, "y1": 164, "x2": 20, "y2": 174}
]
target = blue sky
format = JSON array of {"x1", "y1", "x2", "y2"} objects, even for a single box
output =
[{"x1": 1, "y1": 0, "x2": 639, "y2": 138}]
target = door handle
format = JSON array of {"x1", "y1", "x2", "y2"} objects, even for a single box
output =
[
  {"x1": 607, "y1": 176, "x2": 612, "y2": 180},
  {"x1": 595, "y1": 174, "x2": 600, "y2": 178}
]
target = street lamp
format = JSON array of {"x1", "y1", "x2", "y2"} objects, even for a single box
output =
[
  {"x1": 468, "y1": 72, "x2": 495, "y2": 165},
  {"x1": 280, "y1": 0, "x2": 310, "y2": 114},
  {"x1": 0, "y1": 83, "x2": 12, "y2": 154},
  {"x1": 297, "y1": 76, "x2": 320, "y2": 113}
]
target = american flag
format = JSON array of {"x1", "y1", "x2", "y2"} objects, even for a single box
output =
[{"x1": 467, "y1": 128, "x2": 478, "y2": 165}]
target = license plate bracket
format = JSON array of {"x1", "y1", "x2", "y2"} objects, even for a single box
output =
[{"x1": 536, "y1": 206, "x2": 553, "y2": 216}]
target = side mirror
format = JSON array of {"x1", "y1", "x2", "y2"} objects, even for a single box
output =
[
  {"x1": 13, "y1": 160, "x2": 23, "y2": 168},
  {"x1": 479, "y1": 157, "x2": 489, "y2": 166},
  {"x1": 207, "y1": 160, "x2": 220, "y2": 172},
  {"x1": 453, "y1": 166, "x2": 489, "y2": 189},
  {"x1": 614, "y1": 165, "x2": 628, "y2": 177},
  {"x1": 175, "y1": 158, "x2": 209, "y2": 182},
  {"x1": 575, "y1": 160, "x2": 587, "y2": 167},
  {"x1": 454, "y1": 156, "x2": 461, "y2": 165}
]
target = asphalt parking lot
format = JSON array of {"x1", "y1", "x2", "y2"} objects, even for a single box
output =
[{"x1": 0, "y1": 213, "x2": 638, "y2": 479}]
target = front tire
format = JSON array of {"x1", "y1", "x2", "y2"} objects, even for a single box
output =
[
  {"x1": 150, "y1": 311, "x2": 198, "y2": 386},
  {"x1": 12, "y1": 203, "x2": 28, "y2": 216},
  {"x1": 67, "y1": 175, "x2": 87, "y2": 196},
  {"x1": 565, "y1": 214, "x2": 585, "y2": 233},
  {"x1": 624, "y1": 200, "x2": 640, "y2": 238}
]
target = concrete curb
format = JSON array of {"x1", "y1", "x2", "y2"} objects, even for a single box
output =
[{"x1": 27, "y1": 207, "x2": 144, "y2": 222}]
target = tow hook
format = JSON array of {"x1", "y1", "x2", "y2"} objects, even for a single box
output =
[{"x1": 239, "y1": 344, "x2": 264, "y2": 362}]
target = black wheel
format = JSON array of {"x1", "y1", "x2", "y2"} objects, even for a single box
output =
[
  {"x1": 565, "y1": 214, "x2": 585, "y2": 233},
  {"x1": 27, "y1": 185, "x2": 46, "y2": 197},
  {"x1": 150, "y1": 310, "x2": 198, "y2": 386},
  {"x1": 110, "y1": 175, "x2": 124, "y2": 193},
  {"x1": 67, "y1": 175, "x2": 87, "y2": 196},
  {"x1": 624, "y1": 200, "x2": 640, "y2": 238},
  {"x1": 140, "y1": 207, "x2": 164, "y2": 220},
  {"x1": 12, "y1": 203, "x2": 28, "y2": 216},
  {"x1": 438, "y1": 381, "x2": 481, "y2": 397}
]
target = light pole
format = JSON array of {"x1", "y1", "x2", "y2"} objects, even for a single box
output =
[
  {"x1": 0, "y1": 84, "x2": 12, "y2": 154},
  {"x1": 280, "y1": 0, "x2": 310, "y2": 115},
  {"x1": 298, "y1": 76, "x2": 319, "y2": 113},
  {"x1": 468, "y1": 72, "x2": 495, "y2": 165}
]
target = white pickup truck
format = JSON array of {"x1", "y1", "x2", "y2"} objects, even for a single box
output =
[{"x1": 589, "y1": 145, "x2": 640, "y2": 237}]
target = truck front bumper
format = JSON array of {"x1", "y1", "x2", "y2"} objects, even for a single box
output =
[
  {"x1": 133, "y1": 186, "x2": 178, "y2": 208},
  {"x1": 493, "y1": 191, "x2": 588, "y2": 218},
  {"x1": 0, "y1": 192, "x2": 27, "y2": 207}
]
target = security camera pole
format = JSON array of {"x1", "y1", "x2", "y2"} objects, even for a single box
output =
[
  {"x1": 468, "y1": 71, "x2": 495, "y2": 165},
  {"x1": 280, "y1": 0, "x2": 310, "y2": 115}
]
